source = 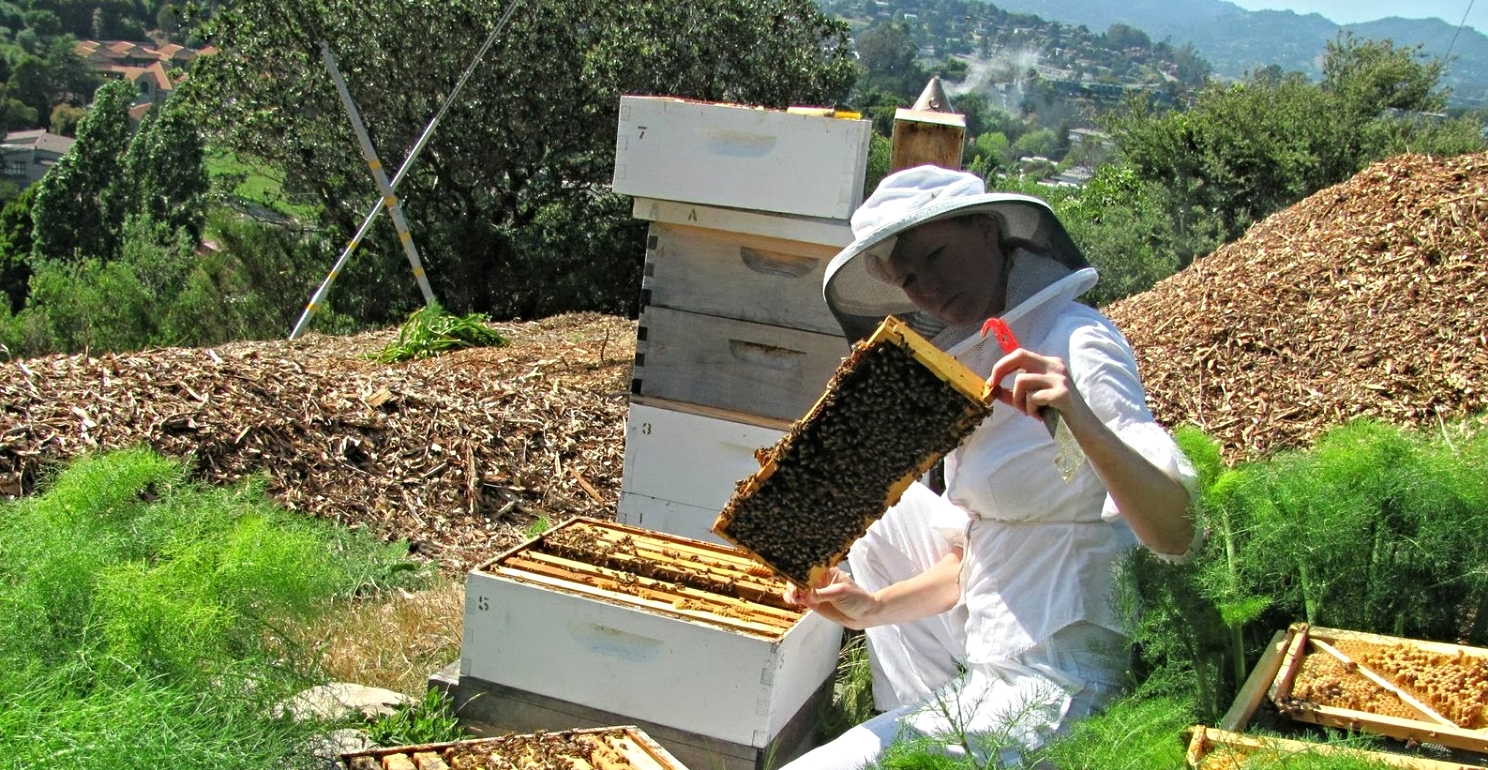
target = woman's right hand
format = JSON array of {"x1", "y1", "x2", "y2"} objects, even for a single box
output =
[{"x1": 784, "y1": 568, "x2": 880, "y2": 630}]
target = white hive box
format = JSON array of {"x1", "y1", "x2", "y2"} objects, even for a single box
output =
[
  {"x1": 613, "y1": 96, "x2": 872, "y2": 220},
  {"x1": 618, "y1": 399, "x2": 787, "y2": 543},
  {"x1": 460, "y1": 519, "x2": 842, "y2": 770}
]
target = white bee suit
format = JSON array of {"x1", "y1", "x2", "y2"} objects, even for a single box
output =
[{"x1": 785, "y1": 251, "x2": 1199, "y2": 770}]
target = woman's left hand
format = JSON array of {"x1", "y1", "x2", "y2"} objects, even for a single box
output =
[{"x1": 988, "y1": 347, "x2": 1198, "y2": 557}]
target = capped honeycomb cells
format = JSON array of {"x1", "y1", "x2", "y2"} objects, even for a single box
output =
[
  {"x1": 1291, "y1": 640, "x2": 1488, "y2": 728},
  {"x1": 714, "y1": 331, "x2": 990, "y2": 586}
]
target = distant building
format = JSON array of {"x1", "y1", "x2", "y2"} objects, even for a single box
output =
[
  {"x1": 1, "y1": 130, "x2": 75, "y2": 188},
  {"x1": 1066, "y1": 127, "x2": 1109, "y2": 145},
  {"x1": 73, "y1": 39, "x2": 215, "y2": 117},
  {"x1": 1040, "y1": 166, "x2": 1094, "y2": 189}
]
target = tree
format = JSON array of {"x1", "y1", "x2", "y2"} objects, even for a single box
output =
[
  {"x1": 0, "y1": 99, "x2": 38, "y2": 132},
  {"x1": 4, "y1": 57, "x2": 53, "y2": 123},
  {"x1": 965, "y1": 131, "x2": 1009, "y2": 176},
  {"x1": 854, "y1": 21, "x2": 923, "y2": 99},
  {"x1": 1172, "y1": 42, "x2": 1210, "y2": 88},
  {"x1": 49, "y1": 103, "x2": 85, "y2": 136},
  {"x1": 1322, "y1": 34, "x2": 1444, "y2": 115},
  {"x1": 123, "y1": 101, "x2": 210, "y2": 242},
  {"x1": 31, "y1": 79, "x2": 136, "y2": 263},
  {"x1": 1104, "y1": 36, "x2": 1476, "y2": 246},
  {"x1": 1011, "y1": 126, "x2": 1057, "y2": 159},
  {"x1": 182, "y1": 0, "x2": 856, "y2": 323},
  {"x1": 0, "y1": 186, "x2": 37, "y2": 313},
  {"x1": 1105, "y1": 23, "x2": 1149, "y2": 50},
  {"x1": 157, "y1": 3, "x2": 181, "y2": 40}
]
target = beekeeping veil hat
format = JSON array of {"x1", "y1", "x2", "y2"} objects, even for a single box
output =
[{"x1": 823, "y1": 165, "x2": 1090, "y2": 342}]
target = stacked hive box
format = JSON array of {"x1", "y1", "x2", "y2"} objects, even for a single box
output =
[{"x1": 613, "y1": 96, "x2": 872, "y2": 544}]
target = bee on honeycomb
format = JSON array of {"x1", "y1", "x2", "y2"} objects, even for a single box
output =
[{"x1": 714, "y1": 320, "x2": 991, "y2": 586}]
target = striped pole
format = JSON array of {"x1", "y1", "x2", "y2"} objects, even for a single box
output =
[
  {"x1": 289, "y1": 0, "x2": 520, "y2": 340},
  {"x1": 320, "y1": 40, "x2": 436, "y2": 306}
]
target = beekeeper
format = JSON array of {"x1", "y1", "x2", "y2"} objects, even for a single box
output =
[{"x1": 782, "y1": 165, "x2": 1200, "y2": 769}]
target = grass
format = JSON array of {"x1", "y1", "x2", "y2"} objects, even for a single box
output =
[
  {"x1": 204, "y1": 150, "x2": 322, "y2": 222},
  {"x1": 0, "y1": 448, "x2": 435, "y2": 769},
  {"x1": 286, "y1": 578, "x2": 465, "y2": 697},
  {"x1": 363, "y1": 687, "x2": 468, "y2": 747},
  {"x1": 820, "y1": 632, "x2": 877, "y2": 741}
]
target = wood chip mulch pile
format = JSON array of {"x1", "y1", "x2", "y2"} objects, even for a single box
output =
[
  {"x1": 1106, "y1": 152, "x2": 1488, "y2": 461},
  {"x1": 0, "y1": 312, "x2": 637, "y2": 573}
]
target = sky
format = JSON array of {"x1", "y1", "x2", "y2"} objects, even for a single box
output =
[{"x1": 1225, "y1": 0, "x2": 1486, "y2": 34}]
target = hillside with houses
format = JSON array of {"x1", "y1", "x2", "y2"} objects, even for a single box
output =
[{"x1": 1, "y1": 36, "x2": 211, "y2": 195}]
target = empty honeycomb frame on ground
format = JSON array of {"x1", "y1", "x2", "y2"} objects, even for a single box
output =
[
  {"x1": 1261, "y1": 623, "x2": 1488, "y2": 755},
  {"x1": 713, "y1": 316, "x2": 994, "y2": 587},
  {"x1": 338, "y1": 725, "x2": 684, "y2": 770}
]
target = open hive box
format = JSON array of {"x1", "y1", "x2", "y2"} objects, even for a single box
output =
[
  {"x1": 1261, "y1": 624, "x2": 1488, "y2": 755},
  {"x1": 459, "y1": 518, "x2": 841, "y2": 770},
  {"x1": 1185, "y1": 726, "x2": 1484, "y2": 769},
  {"x1": 338, "y1": 725, "x2": 683, "y2": 770},
  {"x1": 712, "y1": 316, "x2": 993, "y2": 586},
  {"x1": 1202, "y1": 622, "x2": 1488, "y2": 767}
]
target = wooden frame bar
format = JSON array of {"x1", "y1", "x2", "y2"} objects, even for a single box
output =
[
  {"x1": 478, "y1": 517, "x2": 803, "y2": 638},
  {"x1": 1186, "y1": 726, "x2": 1484, "y2": 770},
  {"x1": 339, "y1": 725, "x2": 685, "y2": 770}
]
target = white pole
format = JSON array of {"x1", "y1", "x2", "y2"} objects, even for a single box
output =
[
  {"x1": 288, "y1": 0, "x2": 521, "y2": 340},
  {"x1": 321, "y1": 40, "x2": 437, "y2": 307}
]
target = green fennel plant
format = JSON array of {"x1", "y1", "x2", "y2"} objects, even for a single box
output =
[
  {"x1": 373, "y1": 304, "x2": 507, "y2": 363},
  {"x1": 0, "y1": 448, "x2": 428, "y2": 770}
]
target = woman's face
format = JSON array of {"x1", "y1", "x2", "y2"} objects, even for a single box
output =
[{"x1": 877, "y1": 215, "x2": 1008, "y2": 326}]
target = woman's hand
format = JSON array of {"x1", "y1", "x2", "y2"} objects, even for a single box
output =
[
  {"x1": 987, "y1": 347, "x2": 1090, "y2": 422},
  {"x1": 783, "y1": 550, "x2": 965, "y2": 630},
  {"x1": 988, "y1": 346, "x2": 1197, "y2": 557},
  {"x1": 784, "y1": 568, "x2": 880, "y2": 630}
]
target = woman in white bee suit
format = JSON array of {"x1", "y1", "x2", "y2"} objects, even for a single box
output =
[{"x1": 781, "y1": 165, "x2": 1201, "y2": 770}]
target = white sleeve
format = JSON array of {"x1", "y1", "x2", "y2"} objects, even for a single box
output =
[{"x1": 1065, "y1": 317, "x2": 1202, "y2": 560}]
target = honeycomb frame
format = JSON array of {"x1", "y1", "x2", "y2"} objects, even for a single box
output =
[
  {"x1": 712, "y1": 316, "x2": 993, "y2": 587},
  {"x1": 1265, "y1": 623, "x2": 1488, "y2": 755}
]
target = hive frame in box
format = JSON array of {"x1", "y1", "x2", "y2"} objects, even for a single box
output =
[
  {"x1": 1260, "y1": 623, "x2": 1488, "y2": 755},
  {"x1": 338, "y1": 725, "x2": 684, "y2": 770},
  {"x1": 1185, "y1": 726, "x2": 1484, "y2": 770},
  {"x1": 713, "y1": 316, "x2": 994, "y2": 587},
  {"x1": 458, "y1": 518, "x2": 842, "y2": 770}
]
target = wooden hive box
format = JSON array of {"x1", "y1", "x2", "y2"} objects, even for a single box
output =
[
  {"x1": 1185, "y1": 726, "x2": 1484, "y2": 770},
  {"x1": 337, "y1": 725, "x2": 685, "y2": 770},
  {"x1": 713, "y1": 316, "x2": 993, "y2": 586},
  {"x1": 1245, "y1": 623, "x2": 1488, "y2": 757},
  {"x1": 618, "y1": 198, "x2": 856, "y2": 542},
  {"x1": 612, "y1": 96, "x2": 871, "y2": 220},
  {"x1": 629, "y1": 210, "x2": 853, "y2": 425},
  {"x1": 458, "y1": 518, "x2": 842, "y2": 770}
]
